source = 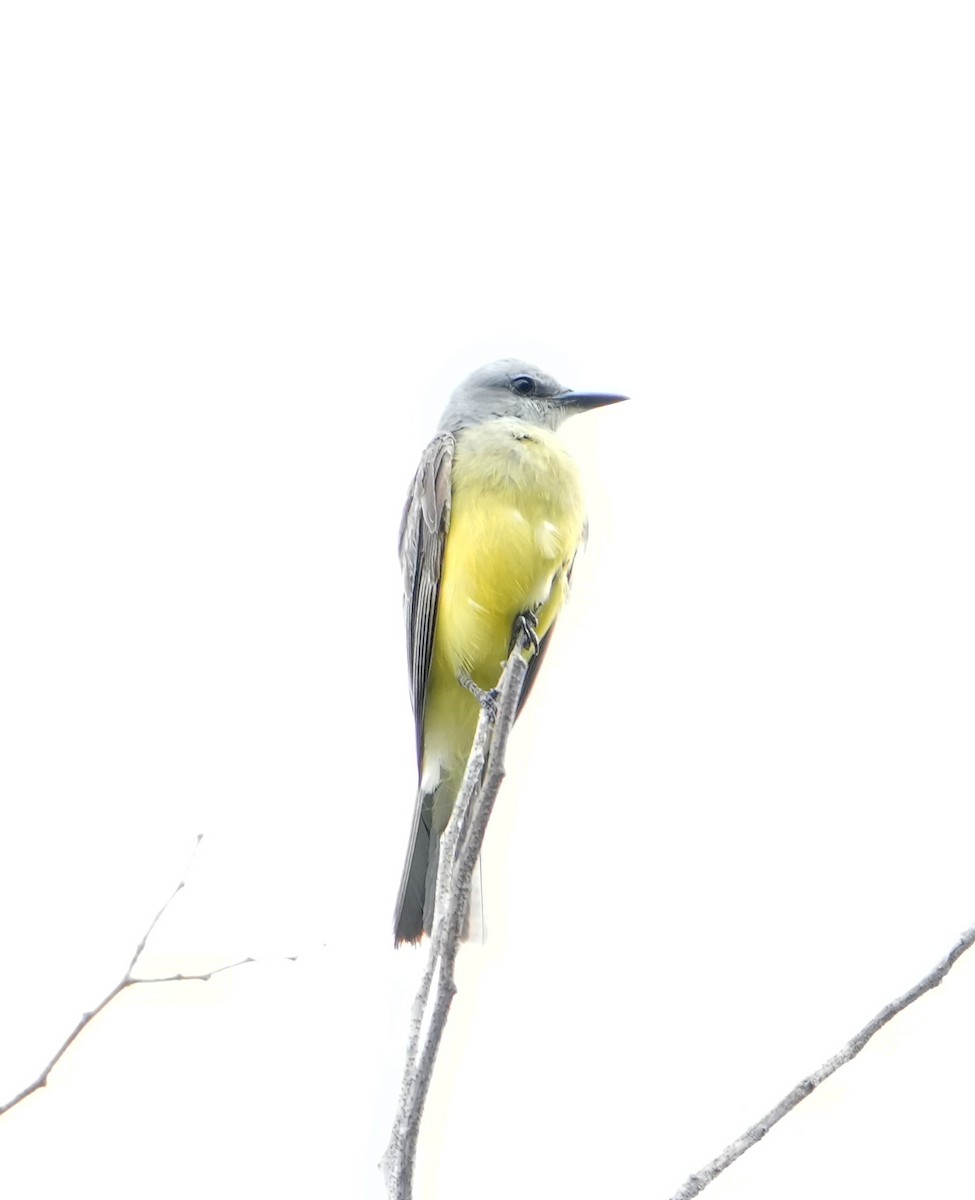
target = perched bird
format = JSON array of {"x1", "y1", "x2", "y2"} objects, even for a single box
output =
[{"x1": 394, "y1": 359, "x2": 626, "y2": 945}]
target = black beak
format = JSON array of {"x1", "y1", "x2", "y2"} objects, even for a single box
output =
[{"x1": 553, "y1": 390, "x2": 628, "y2": 412}]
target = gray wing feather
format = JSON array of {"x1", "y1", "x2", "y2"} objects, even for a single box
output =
[
  {"x1": 517, "y1": 520, "x2": 586, "y2": 715},
  {"x1": 399, "y1": 433, "x2": 454, "y2": 771}
]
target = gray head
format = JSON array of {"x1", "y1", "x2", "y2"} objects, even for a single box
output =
[{"x1": 438, "y1": 358, "x2": 627, "y2": 434}]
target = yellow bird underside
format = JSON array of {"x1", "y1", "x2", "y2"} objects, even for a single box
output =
[{"x1": 422, "y1": 418, "x2": 587, "y2": 831}]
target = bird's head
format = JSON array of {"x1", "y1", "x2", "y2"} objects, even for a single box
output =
[{"x1": 438, "y1": 359, "x2": 627, "y2": 433}]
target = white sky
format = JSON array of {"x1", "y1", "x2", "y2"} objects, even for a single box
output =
[{"x1": 1, "y1": 3, "x2": 974, "y2": 1198}]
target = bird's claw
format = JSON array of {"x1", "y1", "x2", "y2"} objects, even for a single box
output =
[
  {"x1": 513, "y1": 610, "x2": 540, "y2": 656},
  {"x1": 458, "y1": 671, "x2": 500, "y2": 721}
]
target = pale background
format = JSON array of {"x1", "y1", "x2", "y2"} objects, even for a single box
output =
[{"x1": 1, "y1": 3, "x2": 973, "y2": 1198}]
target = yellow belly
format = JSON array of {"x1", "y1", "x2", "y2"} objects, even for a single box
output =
[{"x1": 421, "y1": 418, "x2": 586, "y2": 824}]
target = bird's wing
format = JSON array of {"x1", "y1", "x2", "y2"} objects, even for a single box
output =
[
  {"x1": 516, "y1": 624, "x2": 555, "y2": 715},
  {"x1": 399, "y1": 432, "x2": 454, "y2": 771},
  {"x1": 517, "y1": 517, "x2": 588, "y2": 716}
]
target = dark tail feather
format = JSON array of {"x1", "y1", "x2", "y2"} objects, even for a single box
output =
[
  {"x1": 393, "y1": 787, "x2": 436, "y2": 945},
  {"x1": 423, "y1": 834, "x2": 439, "y2": 937}
]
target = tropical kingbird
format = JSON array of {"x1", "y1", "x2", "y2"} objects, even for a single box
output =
[{"x1": 393, "y1": 359, "x2": 626, "y2": 945}]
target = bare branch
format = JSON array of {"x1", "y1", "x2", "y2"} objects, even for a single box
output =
[
  {"x1": 122, "y1": 833, "x2": 203, "y2": 975},
  {"x1": 382, "y1": 636, "x2": 531, "y2": 1200},
  {"x1": 669, "y1": 921, "x2": 975, "y2": 1199},
  {"x1": 384, "y1": 642, "x2": 975, "y2": 1200},
  {"x1": 0, "y1": 834, "x2": 303, "y2": 1118}
]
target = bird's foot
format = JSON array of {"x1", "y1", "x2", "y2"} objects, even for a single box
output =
[
  {"x1": 512, "y1": 609, "x2": 540, "y2": 656},
  {"x1": 458, "y1": 671, "x2": 500, "y2": 721}
]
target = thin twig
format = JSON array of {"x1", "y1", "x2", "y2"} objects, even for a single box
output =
[
  {"x1": 669, "y1": 921, "x2": 975, "y2": 1199},
  {"x1": 0, "y1": 834, "x2": 301, "y2": 1118},
  {"x1": 382, "y1": 637, "x2": 531, "y2": 1200},
  {"x1": 400, "y1": 706, "x2": 492, "y2": 1090}
]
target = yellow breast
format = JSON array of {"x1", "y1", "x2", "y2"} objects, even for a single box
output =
[{"x1": 421, "y1": 419, "x2": 586, "y2": 780}]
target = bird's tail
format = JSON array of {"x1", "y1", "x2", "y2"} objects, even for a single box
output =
[
  {"x1": 394, "y1": 778, "x2": 484, "y2": 946},
  {"x1": 393, "y1": 785, "x2": 439, "y2": 945}
]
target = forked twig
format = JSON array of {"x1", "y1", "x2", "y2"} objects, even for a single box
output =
[
  {"x1": 0, "y1": 834, "x2": 301, "y2": 1117},
  {"x1": 382, "y1": 635, "x2": 531, "y2": 1199}
]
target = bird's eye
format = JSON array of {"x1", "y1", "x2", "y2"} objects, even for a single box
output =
[{"x1": 511, "y1": 375, "x2": 537, "y2": 397}]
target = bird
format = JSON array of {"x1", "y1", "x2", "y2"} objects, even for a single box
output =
[{"x1": 393, "y1": 358, "x2": 626, "y2": 945}]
